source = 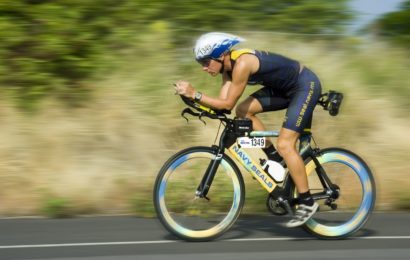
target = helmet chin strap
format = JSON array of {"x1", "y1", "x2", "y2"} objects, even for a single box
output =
[
  {"x1": 214, "y1": 54, "x2": 226, "y2": 74},
  {"x1": 219, "y1": 61, "x2": 225, "y2": 74}
]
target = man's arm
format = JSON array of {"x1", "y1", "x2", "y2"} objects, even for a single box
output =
[
  {"x1": 198, "y1": 61, "x2": 250, "y2": 111},
  {"x1": 219, "y1": 71, "x2": 232, "y2": 100}
]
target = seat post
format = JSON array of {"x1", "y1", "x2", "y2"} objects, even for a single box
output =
[{"x1": 299, "y1": 130, "x2": 312, "y2": 156}]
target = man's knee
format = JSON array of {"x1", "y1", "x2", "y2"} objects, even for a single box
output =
[
  {"x1": 235, "y1": 97, "x2": 262, "y2": 118},
  {"x1": 277, "y1": 136, "x2": 297, "y2": 157}
]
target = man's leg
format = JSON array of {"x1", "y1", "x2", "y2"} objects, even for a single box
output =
[
  {"x1": 277, "y1": 128, "x2": 318, "y2": 228},
  {"x1": 236, "y1": 95, "x2": 287, "y2": 162},
  {"x1": 277, "y1": 128, "x2": 308, "y2": 193}
]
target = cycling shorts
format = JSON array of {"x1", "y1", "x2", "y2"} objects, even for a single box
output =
[{"x1": 250, "y1": 67, "x2": 322, "y2": 133}]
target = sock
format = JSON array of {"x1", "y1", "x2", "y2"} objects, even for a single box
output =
[
  {"x1": 298, "y1": 191, "x2": 314, "y2": 206},
  {"x1": 263, "y1": 145, "x2": 283, "y2": 162}
]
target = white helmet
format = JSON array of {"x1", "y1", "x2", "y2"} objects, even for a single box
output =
[{"x1": 193, "y1": 32, "x2": 245, "y2": 61}]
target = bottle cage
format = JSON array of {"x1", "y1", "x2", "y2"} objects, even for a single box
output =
[{"x1": 318, "y1": 91, "x2": 343, "y2": 116}]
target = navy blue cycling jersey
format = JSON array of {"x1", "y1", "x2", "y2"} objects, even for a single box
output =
[
  {"x1": 226, "y1": 49, "x2": 322, "y2": 133},
  {"x1": 227, "y1": 49, "x2": 301, "y2": 91}
]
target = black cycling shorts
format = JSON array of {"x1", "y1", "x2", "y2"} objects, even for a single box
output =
[{"x1": 250, "y1": 67, "x2": 322, "y2": 133}]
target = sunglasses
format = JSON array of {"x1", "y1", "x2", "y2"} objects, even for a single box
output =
[{"x1": 197, "y1": 58, "x2": 223, "y2": 67}]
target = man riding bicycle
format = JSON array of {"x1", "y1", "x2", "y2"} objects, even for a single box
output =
[{"x1": 174, "y1": 32, "x2": 322, "y2": 227}]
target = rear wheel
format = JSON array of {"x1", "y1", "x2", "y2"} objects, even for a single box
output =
[{"x1": 294, "y1": 148, "x2": 376, "y2": 239}]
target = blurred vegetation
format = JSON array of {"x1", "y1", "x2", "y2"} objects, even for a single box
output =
[
  {"x1": 0, "y1": 1, "x2": 409, "y2": 217},
  {"x1": 393, "y1": 192, "x2": 410, "y2": 211},
  {"x1": 375, "y1": 0, "x2": 410, "y2": 46},
  {"x1": 42, "y1": 197, "x2": 73, "y2": 218},
  {"x1": 0, "y1": 0, "x2": 351, "y2": 109}
]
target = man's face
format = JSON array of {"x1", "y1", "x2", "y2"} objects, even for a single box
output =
[{"x1": 197, "y1": 58, "x2": 223, "y2": 77}]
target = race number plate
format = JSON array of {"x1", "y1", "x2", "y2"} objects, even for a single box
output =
[{"x1": 237, "y1": 137, "x2": 266, "y2": 148}]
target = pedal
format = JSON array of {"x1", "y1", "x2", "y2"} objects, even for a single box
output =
[
  {"x1": 279, "y1": 198, "x2": 294, "y2": 216},
  {"x1": 266, "y1": 195, "x2": 287, "y2": 216},
  {"x1": 324, "y1": 198, "x2": 337, "y2": 210}
]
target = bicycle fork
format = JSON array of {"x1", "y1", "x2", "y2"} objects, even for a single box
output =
[{"x1": 195, "y1": 145, "x2": 224, "y2": 200}]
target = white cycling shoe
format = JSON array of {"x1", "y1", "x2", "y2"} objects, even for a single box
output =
[{"x1": 285, "y1": 202, "x2": 319, "y2": 228}]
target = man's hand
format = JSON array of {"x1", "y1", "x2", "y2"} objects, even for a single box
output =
[{"x1": 174, "y1": 80, "x2": 195, "y2": 99}]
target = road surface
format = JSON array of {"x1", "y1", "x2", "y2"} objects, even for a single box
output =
[{"x1": 0, "y1": 213, "x2": 409, "y2": 260}]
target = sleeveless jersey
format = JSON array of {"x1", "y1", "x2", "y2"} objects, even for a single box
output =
[{"x1": 228, "y1": 49, "x2": 300, "y2": 91}]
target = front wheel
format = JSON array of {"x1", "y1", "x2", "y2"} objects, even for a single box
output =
[
  {"x1": 296, "y1": 148, "x2": 376, "y2": 239},
  {"x1": 153, "y1": 146, "x2": 245, "y2": 241}
]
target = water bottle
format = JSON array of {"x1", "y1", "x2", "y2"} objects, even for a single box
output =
[{"x1": 260, "y1": 159, "x2": 286, "y2": 183}]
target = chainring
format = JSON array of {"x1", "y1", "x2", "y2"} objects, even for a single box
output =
[{"x1": 266, "y1": 195, "x2": 288, "y2": 216}]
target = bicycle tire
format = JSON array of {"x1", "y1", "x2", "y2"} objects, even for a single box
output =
[{"x1": 153, "y1": 146, "x2": 245, "y2": 242}]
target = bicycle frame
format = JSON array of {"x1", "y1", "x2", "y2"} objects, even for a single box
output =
[
  {"x1": 197, "y1": 126, "x2": 311, "y2": 195},
  {"x1": 195, "y1": 125, "x2": 339, "y2": 206}
]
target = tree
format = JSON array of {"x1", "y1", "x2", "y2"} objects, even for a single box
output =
[
  {"x1": 375, "y1": 0, "x2": 410, "y2": 46},
  {"x1": 0, "y1": 0, "x2": 353, "y2": 109},
  {"x1": 0, "y1": 0, "x2": 144, "y2": 108},
  {"x1": 164, "y1": 0, "x2": 352, "y2": 34}
]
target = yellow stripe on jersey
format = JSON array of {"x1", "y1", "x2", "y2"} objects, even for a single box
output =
[{"x1": 230, "y1": 49, "x2": 255, "y2": 61}]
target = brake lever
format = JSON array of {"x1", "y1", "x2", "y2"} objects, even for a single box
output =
[
  {"x1": 198, "y1": 112, "x2": 207, "y2": 125},
  {"x1": 181, "y1": 108, "x2": 200, "y2": 123}
]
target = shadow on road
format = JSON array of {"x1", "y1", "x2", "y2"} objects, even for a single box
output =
[{"x1": 157, "y1": 214, "x2": 378, "y2": 241}]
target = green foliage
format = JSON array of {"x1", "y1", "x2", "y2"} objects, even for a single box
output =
[
  {"x1": 132, "y1": 193, "x2": 155, "y2": 218},
  {"x1": 0, "y1": 0, "x2": 353, "y2": 110},
  {"x1": 165, "y1": 0, "x2": 351, "y2": 33},
  {"x1": 42, "y1": 197, "x2": 73, "y2": 218},
  {"x1": 394, "y1": 192, "x2": 410, "y2": 211},
  {"x1": 375, "y1": 0, "x2": 410, "y2": 46},
  {"x1": 0, "y1": 0, "x2": 144, "y2": 108}
]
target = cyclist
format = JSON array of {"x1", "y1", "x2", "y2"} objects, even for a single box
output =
[{"x1": 174, "y1": 32, "x2": 321, "y2": 227}]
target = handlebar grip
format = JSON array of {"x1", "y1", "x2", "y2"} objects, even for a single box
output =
[{"x1": 217, "y1": 109, "x2": 231, "y2": 115}]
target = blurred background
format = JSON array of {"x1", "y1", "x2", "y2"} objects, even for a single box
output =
[{"x1": 0, "y1": 0, "x2": 408, "y2": 218}]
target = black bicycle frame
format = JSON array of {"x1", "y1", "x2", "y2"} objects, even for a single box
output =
[{"x1": 300, "y1": 135, "x2": 339, "y2": 201}]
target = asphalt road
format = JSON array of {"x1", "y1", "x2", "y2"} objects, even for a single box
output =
[{"x1": 0, "y1": 213, "x2": 409, "y2": 260}]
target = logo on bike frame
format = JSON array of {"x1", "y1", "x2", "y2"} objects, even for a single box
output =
[{"x1": 229, "y1": 144, "x2": 275, "y2": 192}]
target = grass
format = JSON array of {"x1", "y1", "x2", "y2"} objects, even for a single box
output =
[
  {"x1": 0, "y1": 31, "x2": 409, "y2": 217},
  {"x1": 42, "y1": 197, "x2": 73, "y2": 218},
  {"x1": 393, "y1": 192, "x2": 410, "y2": 211}
]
